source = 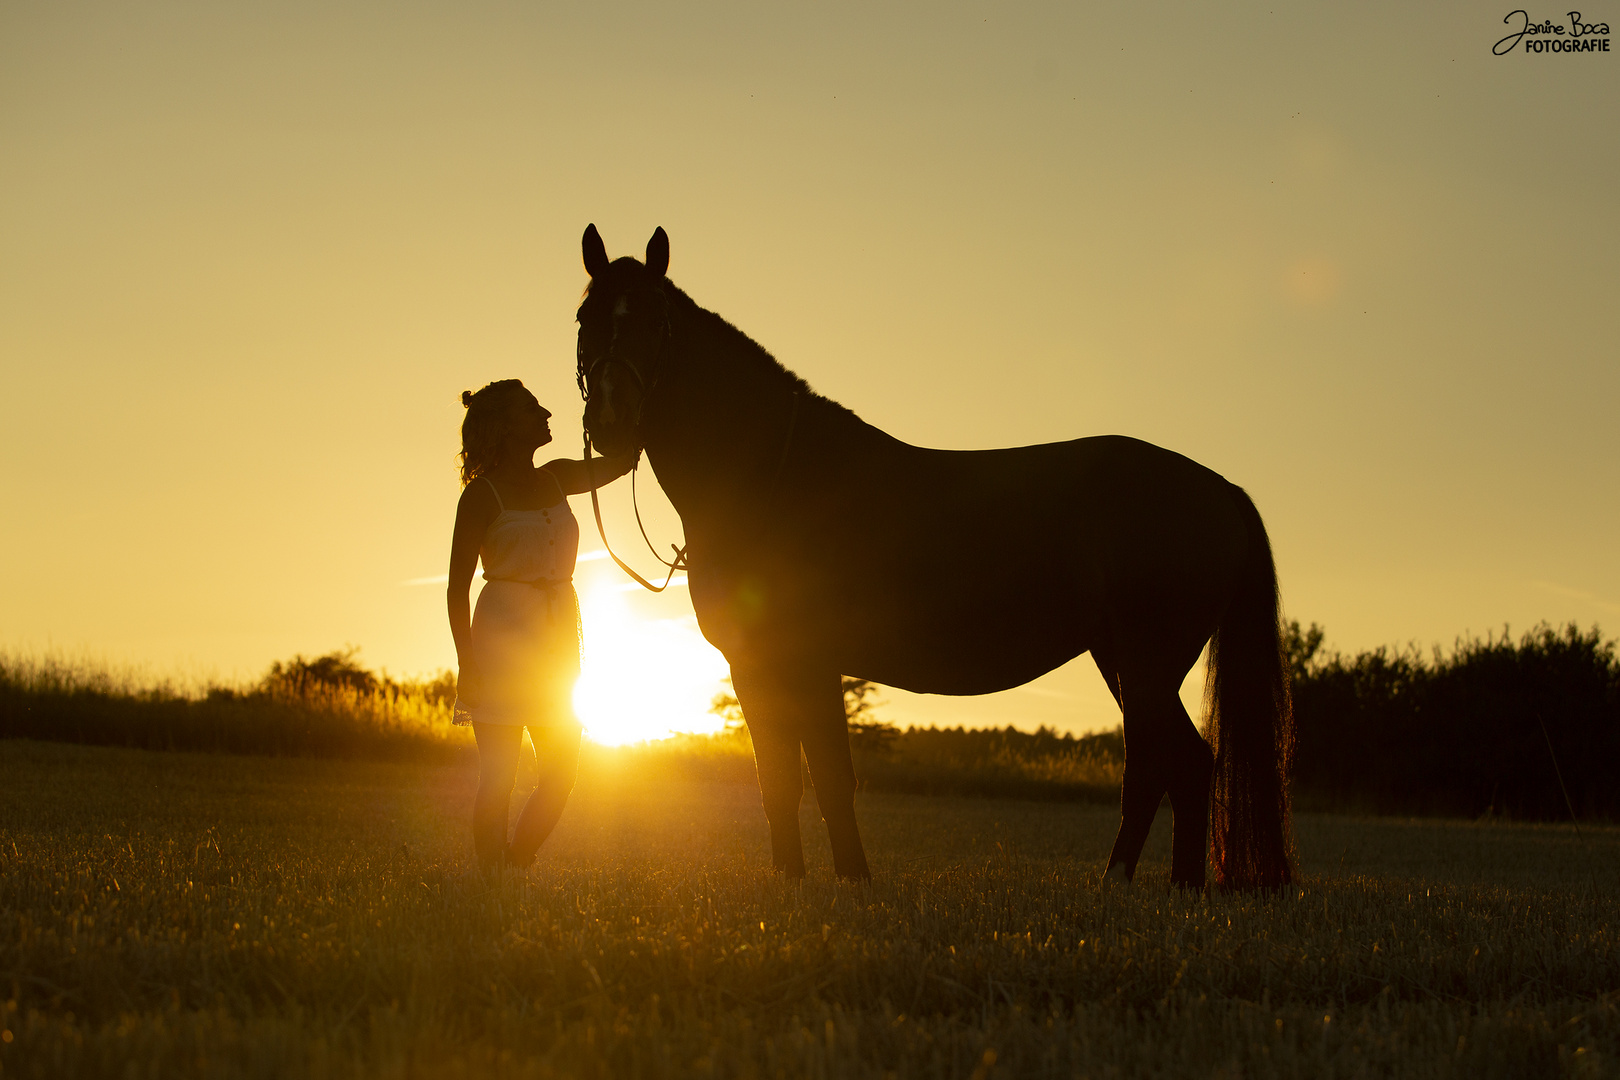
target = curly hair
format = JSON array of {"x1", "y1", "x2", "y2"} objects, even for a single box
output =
[{"x1": 458, "y1": 379, "x2": 532, "y2": 485}]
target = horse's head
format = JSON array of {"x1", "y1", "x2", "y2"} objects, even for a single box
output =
[{"x1": 577, "y1": 224, "x2": 672, "y2": 457}]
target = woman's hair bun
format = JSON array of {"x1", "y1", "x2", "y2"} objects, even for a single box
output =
[{"x1": 461, "y1": 390, "x2": 474, "y2": 408}]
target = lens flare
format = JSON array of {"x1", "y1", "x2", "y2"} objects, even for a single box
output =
[{"x1": 572, "y1": 582, "x2": 730, "y2": 745}]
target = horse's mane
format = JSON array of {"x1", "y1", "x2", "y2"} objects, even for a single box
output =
[
  {"x1": 579, "y1": 262, "x2": 863, "y2": 440},
  {"x1": 660, "y1": 280, "x2": 860, "y2": 428}
]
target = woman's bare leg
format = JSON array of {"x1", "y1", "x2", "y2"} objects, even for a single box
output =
[
  {"x1": 471, "y1": 722, "x2": 523, "y2": 870},
  {"x1": 507, "y1": 724, "x2": 582, "y2": 867}
]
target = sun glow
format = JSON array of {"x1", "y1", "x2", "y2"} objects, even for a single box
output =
[{"x1": 572, "y1": 581, "x2": 732, "y2": 745}]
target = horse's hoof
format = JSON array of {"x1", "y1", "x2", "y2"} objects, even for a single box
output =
[{"x1": 1102, "y1": 862, "x2": 1132, "y2": 886}]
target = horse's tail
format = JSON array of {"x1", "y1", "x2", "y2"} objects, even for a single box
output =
[{"x1": 1205, "y1": 484, "x2": 1295, "y2": 890}]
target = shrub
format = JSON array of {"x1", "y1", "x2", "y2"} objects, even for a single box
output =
[
  {"x1": 1290, "y1": 622, "x2": 1620, "y2": 820},
  {"x1": 0, "y1": 649, "x2": 468, "y2": 761}
]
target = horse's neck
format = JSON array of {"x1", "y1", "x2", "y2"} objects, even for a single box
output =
[{"x1": 642, "y1": 305, "x2": 803, "y2": 529}]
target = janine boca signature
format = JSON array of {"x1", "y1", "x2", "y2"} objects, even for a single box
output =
[{"x1": 1494, "y1": 10, "x2": 1612, "y2": 53}]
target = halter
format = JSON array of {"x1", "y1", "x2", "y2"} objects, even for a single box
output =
[
  {"x1": 577, "y1": 292, "x2": 803, "y2": 595},
  {"x1": 577, "y1": 341, "x2": 662, "y2": 435},
  {"x1": 579, "y1": 303, "x2": 688, "y2": 593}
]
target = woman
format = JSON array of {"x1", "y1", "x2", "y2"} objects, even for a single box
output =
[{"x1": 448, "y1": 379, "x2": 635, "y2": 872}]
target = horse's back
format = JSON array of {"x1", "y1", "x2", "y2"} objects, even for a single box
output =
[
  {"x1": 865, "y1": 432, "x2": 1242, "y2": 588},
  {"x1": 828, "y1": 432, "x2": 1248, "y2": 693}
]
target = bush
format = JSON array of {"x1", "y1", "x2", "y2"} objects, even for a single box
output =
[
  {"x1": 1290, "y1": 622, "x2": 1620, "y2": 820},
  {"x1": 0, "y1": 649, "x2": 468, "y2": 761}
]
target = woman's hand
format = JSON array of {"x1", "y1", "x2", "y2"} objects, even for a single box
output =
[{"x1": 455, "y1": 662, "x2": 484, "y2": 707}]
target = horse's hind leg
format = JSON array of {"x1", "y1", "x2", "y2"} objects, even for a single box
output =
[
  {"x1": 1162, "y1": 693, "x2": 1214, "y2": 887},
  {"x1": 1098, "y1": 654, "x2": 1214, "y2": 888},
  {"x1": 800, "y1": 684, "x2": 871, "y2": 881}
]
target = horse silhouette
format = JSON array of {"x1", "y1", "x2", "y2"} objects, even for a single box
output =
[{"x1": 576, "y1": 225, "x2": 1294, "y2": 890}]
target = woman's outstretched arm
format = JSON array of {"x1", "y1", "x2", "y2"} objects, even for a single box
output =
[
  {"x1": 542, "y1": 452, "x2": 638, "y2": 496},
  {"x1": 447, "y1": 480, "x2": 499, "y2": 701}
]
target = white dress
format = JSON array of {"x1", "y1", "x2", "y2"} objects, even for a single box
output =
[{"x1": 453, "y1": 475, "x2": 581, "y2": 728}]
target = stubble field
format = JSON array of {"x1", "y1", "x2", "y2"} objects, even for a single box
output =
[{"x1": 0, "y1": 739, "x2": 1616, "y2": 1079}]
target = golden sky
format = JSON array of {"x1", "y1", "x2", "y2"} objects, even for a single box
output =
[{"x1": 2, "y1": 2, "x2": 1616, "y2": 736}]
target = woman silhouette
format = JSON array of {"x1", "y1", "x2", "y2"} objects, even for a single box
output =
[{"x1": 448, "y1": 379, "x2": 635, "y2": 871}]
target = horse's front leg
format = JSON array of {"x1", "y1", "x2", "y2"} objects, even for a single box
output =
[
  {"x1": 731, "y1": 662, "x2": 869, "y2": 880},
  {"x1": 731, "y1": 663, "x2": 806, "y2": 877}
]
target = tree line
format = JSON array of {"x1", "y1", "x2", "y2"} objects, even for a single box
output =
[
  {"x1": 5, "y1": 622, "x2": 1615, "y2": 822},
  {"x1": 1288, "y1": 621, "x2": 1619, "y2": 820}
]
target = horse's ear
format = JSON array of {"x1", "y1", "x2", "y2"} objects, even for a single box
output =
[
  {"x1": 645, "y1": 227, "x2": 669, "y2": 278},
  {"x1": 582, "y1": 224, "x2": 610, "y2": 279}
]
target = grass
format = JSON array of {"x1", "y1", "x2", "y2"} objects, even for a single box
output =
[{"x1": 2, "y1": 739, "x2": 1616, "y2": 1078}]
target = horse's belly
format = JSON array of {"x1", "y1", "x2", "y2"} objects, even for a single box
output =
[
  {"x1": 688, "y1": 561, "x2": 1095, "y2": 693},
  {"x1": 840, "y1": 583, "x2": 1099, "y2": 696},
  {"x1": 853, "y1": 644, "x2": 1086, "y2": 697}
]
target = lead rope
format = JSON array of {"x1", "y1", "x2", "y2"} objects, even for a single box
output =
[
  {"x1": 632, "y1": 466, "x2": 688, "y2": 571},
  {"x1": 585, "y1": 389, "x2": 801, "y2": 595},
  {"x1": 584, "y1": 434, "x2": 687, "y2": 593}
]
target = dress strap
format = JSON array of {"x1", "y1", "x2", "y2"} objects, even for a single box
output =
[
  {"x1": 483, "y1": 476, "x2": 505, "y2": 513},
  {"x1": 538, "y1": 465, "x2": 567, "y2": 502}
]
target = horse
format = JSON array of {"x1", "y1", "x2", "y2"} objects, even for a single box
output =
[{"x1": 575, "y1": 224, "x2": 1295, "y2": 890}]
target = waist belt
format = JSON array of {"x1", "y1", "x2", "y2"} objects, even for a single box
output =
[
  {"x1": 482, "y1": 577, "x2": 581, "y2": 663},
  {"x1": 483, "y1": 576, "x2": 577, "y2": 632},
  {"x1": 483, "y1": 576, "x2": 574, "y2": 590}
]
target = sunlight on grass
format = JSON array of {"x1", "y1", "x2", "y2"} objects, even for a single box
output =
[
  {"x1": 3, "y1": 741, "x2": 1616, "y2": 1078},
  {"x1": 573, "y1": 582, "x2": 730, "y2": 745}
]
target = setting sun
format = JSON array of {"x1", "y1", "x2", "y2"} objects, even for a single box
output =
[{"x1": 572, "y1": 578, "x2": 731, "y2": 746}]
